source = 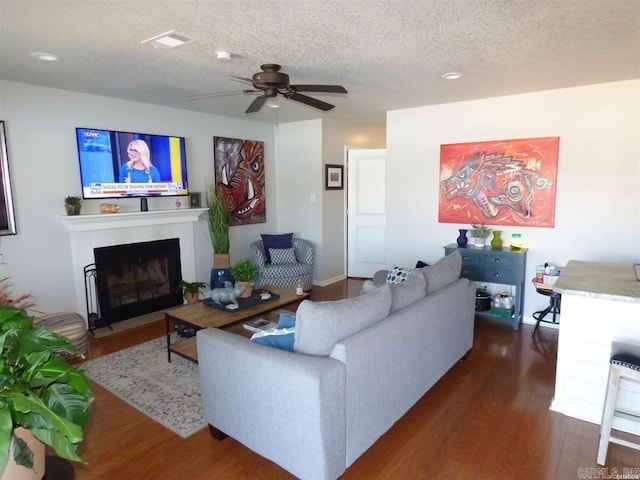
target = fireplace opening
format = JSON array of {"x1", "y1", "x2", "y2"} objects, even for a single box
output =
[{"x1": 93, "y1": 238, "x2": 183, "y2": 324}]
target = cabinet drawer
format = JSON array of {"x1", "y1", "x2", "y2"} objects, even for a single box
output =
[
  {"x1": 458, "y1": 252, "x2": 480, "y2": 266},
  {"x1": 475, "y1": 268, "x2": 516, "y2": 284},
  {"x1": 460, "y1": 266, "x2": 515, "y2": 284},
  {"x1": 480, "y1": 253, "x2": 515, "y2": 269}
]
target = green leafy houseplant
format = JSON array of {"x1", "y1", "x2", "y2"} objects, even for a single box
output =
[
  {"x1": 0, "y1": 306, "x2": 94, "y2": 471},
  {"x1": 178, "y1": 280, "x2": 207, "y2": 296},
  {"x1": 470, "y1": 224, "x2": 492, "y2": 239},
  {"x1": 64, "y1": 196, "x2": 82, "y2": 216},
  {"x1": 63, "y1": 196, "x2": 81, "y2": 206},
  {"x1": 230, "y1": 259, "x2": 259, "y2": 282},
  {"x1": 206, "y1": 184, "x2": 230, "y2": 256}
]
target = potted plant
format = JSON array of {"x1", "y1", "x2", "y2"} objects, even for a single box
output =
[
  {"x1": 230, "y1": 258, "x2": 259, "y2": 298},
  {"x1": 64, "y1": 196, "x2": 82, "y2": 216},
  {"x1": 178, "y1": 280, "x2": 207, "y2": 304},
  {"x1": 470, "y1": 224, "x2": 492, "y2": 247},
  {"x1": 206, "y1": 183, "x2": 231, "y2": 288},
  {"x1": 0, "y1": 306, "x2": 94, "y2": 478}
]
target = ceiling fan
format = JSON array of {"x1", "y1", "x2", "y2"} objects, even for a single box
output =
[{"x1": 230, "y1": 64, "x2": 348, "y2": 113}]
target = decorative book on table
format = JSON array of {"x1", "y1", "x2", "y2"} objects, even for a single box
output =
[{"x1": 243, "y1": 318, "x2": 277, "y2": 333}]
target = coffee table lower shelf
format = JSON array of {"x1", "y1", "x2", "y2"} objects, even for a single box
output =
[{"x1": 169, "y1": 336, "x2": 198, "y2": 363}]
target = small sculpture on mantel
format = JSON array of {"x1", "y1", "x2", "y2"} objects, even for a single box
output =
[{"x1": 99, "y1": 203, "x2": 120, "y2": 214}]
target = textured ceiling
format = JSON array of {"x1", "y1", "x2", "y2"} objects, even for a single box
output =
[{"x1": 1, "y1": 0, "x2": 639, "y2": 126}]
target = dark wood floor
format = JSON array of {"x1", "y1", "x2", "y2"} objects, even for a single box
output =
[{"x1": 71, "y1": 279, "x2": 639, "y2": 479}]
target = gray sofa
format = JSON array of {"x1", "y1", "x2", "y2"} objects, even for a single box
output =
[{"x1": 196, "y1": 251, "x2": 475, "y2": 480}]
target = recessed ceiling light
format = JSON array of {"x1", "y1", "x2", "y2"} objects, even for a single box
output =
[
  {"x1": 441, "y1": 72, "x2": 463, "y2": 80},
  {"x1": 141, "y1": 31, "x2": 193, "y2": 49},
  {"x1": 216, "y1": 51, "x2": 232, "y2": 61},
  {"x1": 30, "y1": 52, "x2": 59, "y2": 62}
]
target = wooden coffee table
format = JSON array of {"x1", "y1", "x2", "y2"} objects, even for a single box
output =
[{"x1": 165, "y1": 285, "x2": 306, "y2": 363}]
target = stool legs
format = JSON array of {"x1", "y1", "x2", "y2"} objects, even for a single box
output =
[
  {"x1": 597, "y1": 364, "x2": 620, "y2": 465},
  {"x1": 531, "y1": 293, "x2": 561, "y2": 337},
  {"x1": 597, "y1": 362, "x2": 640, "y2": 465}
]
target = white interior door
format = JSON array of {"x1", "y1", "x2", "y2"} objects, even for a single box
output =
[{"x1": 347, "y1": 148, "x2": 387, "y2": 278}]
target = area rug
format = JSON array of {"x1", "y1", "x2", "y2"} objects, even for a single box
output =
[{"x1": 82, "y1": 336, "x2": 205, "y2": 438}]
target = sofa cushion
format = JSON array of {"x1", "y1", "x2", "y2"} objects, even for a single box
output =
[
  {"x1": 261, "y1": 233, "x2": 293, "y2": 263},
  {"x1": 269, "y1": 247, "x2": 297, "y2": 264},
  {"x1": 360, "y1": 273, "x2": 425, "y2": 313},
  {"x1": 418, "y1": 250, "x2": 462, "y2": 295},
  {"x1": 386, "y1": 265, "x2": 410, "y2": 284},
  {"x1": 294, "y1": 284, "x2": 392, "y2": 356},
  {"x1": 388, "y1": 272, "x2": 426, "y2": 313},
  {"x1": 250, "y1": 328, "x2": 295, "y2": 351}
]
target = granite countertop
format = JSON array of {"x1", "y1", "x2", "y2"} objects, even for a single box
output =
[{"x1": 553, "y1": 260, "x2": 640, "y2": 304}]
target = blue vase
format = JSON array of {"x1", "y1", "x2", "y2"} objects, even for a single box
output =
[
  {"x1": 456, "y1": 229, "x2": 468, "y2": 247},
  {"x1": 210, "y1": 268, "x2": 233, "y2": 289}
]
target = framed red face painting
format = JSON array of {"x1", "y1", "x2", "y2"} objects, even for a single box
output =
[
  {"x1": 439, "y1": 137, "x2": 559, "y2": 228},
  {"x1": 214, "y1": 136, "x2": 266, "y2": 226}
]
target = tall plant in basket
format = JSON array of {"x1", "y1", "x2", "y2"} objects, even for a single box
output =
[{"x1": 206, "y1": 183, "x2": 231, "y2": 288}]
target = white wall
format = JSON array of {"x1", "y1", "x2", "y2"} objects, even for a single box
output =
[
  {"x1": 273, "y1": 120, "x2": 324, "y2": 279},
  {"x1": 0, "y1": 80, "x2": 274, "y2": 314},
  {"x1": 273, "y1": 118, "x2": 387, "y2": 285},
  {"x1": 386, "y1": 80, "x2": 640, "y2": 322},
  {"x1": 322, "y1": 119, "x2": 386, "y2": 284}
]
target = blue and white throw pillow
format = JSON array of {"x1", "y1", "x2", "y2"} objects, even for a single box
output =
[
  {"x1": 386, "y1": 265, "x2": 410, "y2": 284},
  {"x1": 277, "y1": 311, "x2": 296, "y2": 328},
  {"x1": 269, "y1": 247, "x2": 297, "y2": 264},
  {"x1": 261, "y1": 233, "x2": 293, "y2": 263},
  {"x1": 251, "y1": 327, "x2": 295, "y2": 351}
]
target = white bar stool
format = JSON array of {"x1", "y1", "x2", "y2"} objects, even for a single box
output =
[{"x1": 597, "y1": 341, "x2": 640, "y2": 465}]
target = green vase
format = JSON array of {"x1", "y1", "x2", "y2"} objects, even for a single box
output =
[{"x1": 490, "y1": 230, "x2": 503, "y2": 249}]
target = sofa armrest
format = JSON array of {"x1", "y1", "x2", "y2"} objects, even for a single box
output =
[
  {"x1": 372, "y1": 270, "x2": 388, "y2": 286},
  {"x1": 196, "y1": 328, "x2": 346, "y2": 480}
]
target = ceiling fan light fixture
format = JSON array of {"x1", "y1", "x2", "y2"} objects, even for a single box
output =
[
  {"x1": 442, "y1": 72, "x2": 463, "y2": 80},
  {"x1": 216, "y1": 51, "x2": 232, "y2": 61},
  {"x1": 265, "y1": 97, "x2": 279, "y2": 109}
]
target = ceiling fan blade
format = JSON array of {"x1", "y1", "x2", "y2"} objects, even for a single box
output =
[
  {"x1": 231, "y1": 75, "x2": 254, "y2": 85},
  {"x1": 186, "y1": 89, "x2": 258, "y2": 101},
  {"x1": 246, "y1": 95, "x2": 268, "y2": 113},
  {"x1": 291, "y1": 84, "x2": 348, "y2": 94},
  {"x1": 284, "y1": 92, "x2": 335, "y2": 111}
]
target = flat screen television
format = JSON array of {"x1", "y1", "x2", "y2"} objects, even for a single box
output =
[{"x1": 76, "y1": 127, "x2": 189, "y2": 199}]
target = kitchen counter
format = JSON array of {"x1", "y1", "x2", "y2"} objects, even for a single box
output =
[
  {"x1": 553, "y1": 260, "x2": 640, "y2": 303},
  {"x1": 551, "y1": 260, "x2": 640, "y2": 435}
]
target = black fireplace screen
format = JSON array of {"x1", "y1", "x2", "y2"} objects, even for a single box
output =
[{"x1": 92, "y1": 238, "x2": 183, "y2": 325}]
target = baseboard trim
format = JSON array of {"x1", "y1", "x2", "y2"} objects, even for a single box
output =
[{"x1": 312, "y1": 274, "x2": 347, "y2": 288}]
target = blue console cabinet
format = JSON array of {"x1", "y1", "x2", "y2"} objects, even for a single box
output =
[{"x1": 444, "y1": 244, "x2": 527, "y2": 331}]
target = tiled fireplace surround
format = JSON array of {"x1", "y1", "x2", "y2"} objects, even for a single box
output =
[{"x1": 61, "y1": 208, "x2": 208, "y2": 326}]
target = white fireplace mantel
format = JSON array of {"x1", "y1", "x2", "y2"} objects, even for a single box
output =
[
  {"x1": 61, "y1": 208, "x2": 208, "y2": 325},
  {"x1": 60, "y1": 208, "x2": 208, "y2": 231}
]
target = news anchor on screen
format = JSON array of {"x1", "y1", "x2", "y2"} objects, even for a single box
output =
[{"x1": 119, "y1": 139, "x2": 161, "y2": 183}]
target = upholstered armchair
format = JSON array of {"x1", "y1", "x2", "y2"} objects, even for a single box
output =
[{"x1": 250, "y1": 237, "x2": 314, "y2": 291}]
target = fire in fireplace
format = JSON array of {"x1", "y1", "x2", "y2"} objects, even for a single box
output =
[{"x1": 93, "y1": 238, "x2": 183, "y2": 325}]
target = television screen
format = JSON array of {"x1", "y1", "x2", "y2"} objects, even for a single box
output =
[{"x1": 76, "y1": 127, "x2": 189, "y2": 199}]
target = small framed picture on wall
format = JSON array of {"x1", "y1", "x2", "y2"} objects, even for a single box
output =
[{"x1": 325, "y1": 164, "x2": 343, "y2": 190}]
